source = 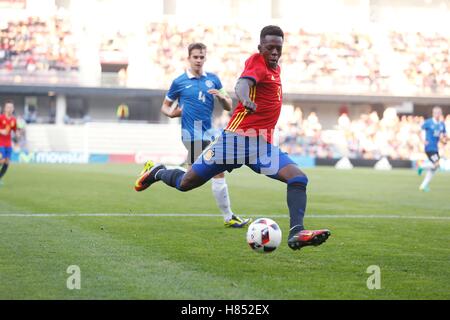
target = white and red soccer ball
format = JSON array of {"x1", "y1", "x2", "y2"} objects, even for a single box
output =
[{"x1": 246, "y1": 218, "x2": 282, "y2": 253}]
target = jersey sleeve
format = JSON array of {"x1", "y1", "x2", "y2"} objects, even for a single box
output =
[
  {"x1": 166, "y1": 79, "x2": 182, "y2": 102},
  {"x1": 11, "y1": 119, "x2": 17, "y2": 132},
  {"x1": 213, "y1": 75, "x2": 223, "y2": 90},
  {"x1": 240, "y1": 55, "x2": 266, "y2": 84},
  {"x1": 421, "y1": 120, "x2": 429, "y2": 130}
]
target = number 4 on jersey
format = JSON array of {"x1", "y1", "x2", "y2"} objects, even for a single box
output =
[{"x1": 198, "y1": 91, "x2": 206, "y2": 103}]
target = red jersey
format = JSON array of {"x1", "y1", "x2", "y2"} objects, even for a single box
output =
[
  {"x1": 0, "y1": 114, "x2": 17, "y2": 147},
  {"x1": 225, "y1": 53, "x2": 282, "y2": 143}
]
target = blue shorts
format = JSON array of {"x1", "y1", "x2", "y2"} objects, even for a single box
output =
[
  {"x1": 426, "y1": 151, "x2": 440, "y2": 164},
  {"x1": 0, "y1": 146, "x2": 12, "y2": 161},
  {"x1": 192, "y1": 131, "x2": 296, "y2": 180}
]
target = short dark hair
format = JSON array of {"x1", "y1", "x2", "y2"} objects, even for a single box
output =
[
  {"x1": 260, "y1": 25, "x2": 284, "y2": 42},
  {"x1": 4, "y1": 99, "x2": 13, "y2": 106},
  {"x1": 188, "y1": 43, "x2": 207, "y2": 56}
]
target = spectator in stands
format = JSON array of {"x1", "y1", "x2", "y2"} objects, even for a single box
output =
[
  {"x1": 24, "y1": 105, "x2": 37, "y2": 124},
  {"x1": 63, "y1": 114, "x2": 74, "y2": 125},
  {"x1": 116, "y1": 103, "x2": 129, "y2": 121}
]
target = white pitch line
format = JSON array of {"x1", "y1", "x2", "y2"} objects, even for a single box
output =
[{"x1": 0, "y1": 213, "x2": 449, "y2": 220}]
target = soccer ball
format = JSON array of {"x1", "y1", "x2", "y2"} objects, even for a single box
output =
[{"x1": 246, "y1": 218, "x2": 282, "y2": 253}]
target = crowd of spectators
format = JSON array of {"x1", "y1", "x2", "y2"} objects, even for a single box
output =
[
  {"x1": 145, "y1": 23, "x2": 386, "y2": 91},
  {"x1": 276, "y1": 107, "x2": 450, "y2": 161},
  {"x1": 145, "y1": 23, "x2": 450, "y2": 93},
  {"x1": 276, "y1": 109, "x2": 335, "y2": 159},
  {"x1": 146, "y1": 22, "x2": 254, "y2": 88},
  {"x1": 390, "y1": 31, "x2": 450, "y2": 93},
  {"x1": 2, "y1": 17, "x2": 450, "y2": 94},
  {"x1": 0, "y1": 15, "x2": 78, "y2": 73},
  {"x1": 282, "y1": 29, "x2": 387, "y2": 92}
]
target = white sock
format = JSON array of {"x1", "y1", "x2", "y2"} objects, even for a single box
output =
[
  {"x1": 420, "y1": 170, "x2": 435, "y2": 189},
  {"x1": 420, "y1": 163, "x2": 435, "y2": 170},
  {"x1": 211, "y1": 177, "x2": 234, "y2": 221}
]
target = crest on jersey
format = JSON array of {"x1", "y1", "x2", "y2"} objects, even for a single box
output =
[
  {"x1": 204, "y1": 148, "x2": 215, "y2": 161},
  {"x1": 205, "y1": 80, "x2": 214, "y2": 88}
]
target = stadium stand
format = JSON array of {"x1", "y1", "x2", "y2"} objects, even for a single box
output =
[
  {"x1": 0, "y1": 15, "x2": 78, "y2": 72},
  {"x1": 2, "y1": 15, "x2": 449, "y2": 94},
  {"x1": 1, "y1": 2, "x2": 449, "y2": 165},
  {"x1": 276, "y1": 109, "x2": 450, "y2": 161},
  {"x1": 389, "y1": 31, "x2": 450, "y2": 92}
]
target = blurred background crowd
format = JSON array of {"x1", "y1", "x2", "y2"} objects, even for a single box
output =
[
  {"x1": 0, "y1": 15, "x2": 78, "y2": 72},
  {"x1": 214, "y1": 107, "x2": 450, "y2": 161},
  {"x1": 276, "y1": 109, "x2": 450, "y2": 161},
  {"x1": 1, "y1": 15, "x2": 450, "y2": 94}
]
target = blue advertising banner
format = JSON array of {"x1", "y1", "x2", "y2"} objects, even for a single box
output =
[{"x1": 11, "y1": 152, "x2": 89, "y2": 164}]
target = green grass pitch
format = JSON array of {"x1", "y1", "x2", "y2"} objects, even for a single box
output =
[{"x1": 0, "y1": 164, "x2": 449, "y2": 299}]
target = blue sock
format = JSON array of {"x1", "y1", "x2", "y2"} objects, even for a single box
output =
[
  {"x1": 287, "y1": 175, "x2": 308, "y2": 237},
  {"x1": 0, "y1": 164, "x2": 9, "y2": 179},
  {"x1": 156, "y1": 169, "x2": 185, "y2": 190}
]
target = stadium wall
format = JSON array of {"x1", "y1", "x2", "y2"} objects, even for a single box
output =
[{"x1": 2, "y1": 86, "x2": 450, "y2": 128}]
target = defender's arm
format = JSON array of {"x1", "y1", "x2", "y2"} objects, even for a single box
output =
[
  {"x1": 160, "y1": 98, "x2": 182, "y2": 118},
  {"x1": 208, "y1": 88, "x2": 232, "y2": 111}
]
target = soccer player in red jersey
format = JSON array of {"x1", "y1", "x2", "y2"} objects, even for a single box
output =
[
  {"x1": 0, "y1": 100, "x2": 18, "y2": 183},
  {"x1": 135, "y1": 26, "x2": 331, "y2": 250}
]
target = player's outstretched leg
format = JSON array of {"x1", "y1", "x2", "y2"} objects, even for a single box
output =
[
  {"x1": 0, "y1": 159, "x2": 9, "y2": 184},
  {"x1": 0, "y1": 163, "x2": 8, "y2": 178},
  {"x1": 275, "y1": 164, "x2": 331, "y2": 251},
  {"x1": 134, "y1": 160, "x2": 208, "y2": 192},
  {"x1": 211, "y1": 174, "x2": 252, "y2": 228}
]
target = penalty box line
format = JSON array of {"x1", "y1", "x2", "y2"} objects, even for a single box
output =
[{"x1": 0, "y1": 213, "x2": 449, "y2": 220}]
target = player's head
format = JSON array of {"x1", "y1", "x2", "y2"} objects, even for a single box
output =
[
  {"x1": 432, "y1": 106, "x2": 442, "y2": 121},
  {"x1": 187, "y1": 43, "x2": 207, "y2": 74},
  {"x1": 3, "y1": 100, "x2": 14, "y2": 116},
  {"x1": 258, "y1": 25, "x2": 284, "y2": 69}
]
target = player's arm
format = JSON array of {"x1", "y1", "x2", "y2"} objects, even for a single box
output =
[
  {"x1": 160, "y1": 98, "x2": 182, "y2": 118},
  {"x1": 12, "y1": 123, "x2": 19, "y2": 138},
  {"x1": 441, "y1": 127, "x2": 448, "y2": 145},
  {"x1": 207, "y1": 88, "x2": 232, "y2": 111},
  {"x1": 162, "y1": 79, "x2": 183, "y2": 118},
  {"x1": 421, "y1": 121, "x2": 428, "y2": 145},
  {"x1": 235, "y1": 78, "x2": 257, "y2": 113}
]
